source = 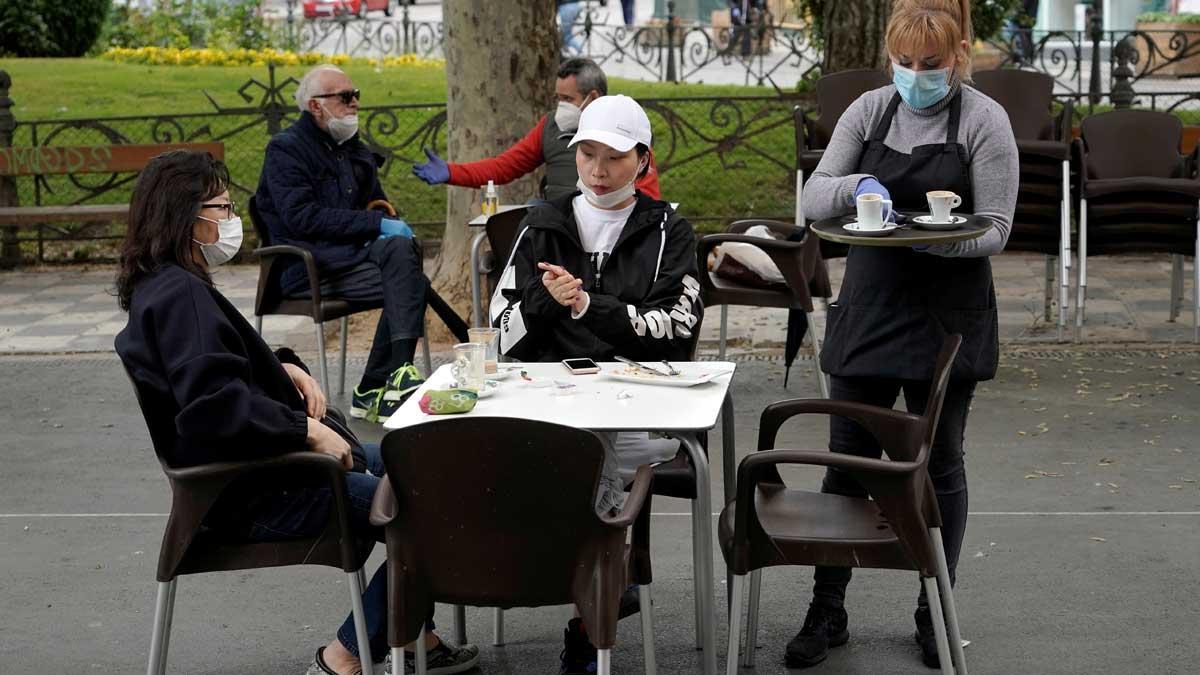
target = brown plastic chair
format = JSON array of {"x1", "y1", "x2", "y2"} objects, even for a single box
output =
[
  {"x1": 120, "y1": 364, "x2": 378, "y2": 675},
  {"x1": 972, "y1": 70, "x2": 1075, "y2": 339},
  {"x1": 696, "y1": 218, "x2": 832, "y2": 396},
  {"x1": 469, "y1": 205, "x2": 530, "y2": 327},
  {"x1": 1074, "y1": 109, "x2": 1200, "y2": 342},
  {"x1": 719, "y1": 335, "x2": 967, "y2": 675},
  {"x1": 795, "y1": 69, "x2": 891, "y2": 261},
  {"x1": 248, "y1": 196, "x2": 469, "y2": 394},
  {"x1": 369, "y1": 418, "x2": 657, "y2": 675}
]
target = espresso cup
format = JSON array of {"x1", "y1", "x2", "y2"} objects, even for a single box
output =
[
  {"x1": 855, "y1": 193, "x2": 894, "y2": 229},
  {"x1": 450, "y1": 342, "x2": 486, "y2": 391},
  {"x1": 926, "y1": 190, "x2": 963, "y2": 223}
]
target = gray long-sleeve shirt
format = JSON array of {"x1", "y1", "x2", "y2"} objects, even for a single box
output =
[{"x1": 805, "y1": 82, "x2": 1019, "y2": 257}]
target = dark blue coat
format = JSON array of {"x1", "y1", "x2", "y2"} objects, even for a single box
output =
[
  {"x1": 115, "y1": 264, "x2": 310, "y2": 468},
  {"x1": 254, "y1": 112, "x2": 388, "y2": 294}
]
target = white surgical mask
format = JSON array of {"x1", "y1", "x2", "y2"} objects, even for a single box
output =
[
  {"x1": 193, "y1": 215, "x2": 243, "y2": 267},
  {"x1": 577, "y1": 158, "x2": 645, "y2": 209},
  {"x1": 320, "y1": 102, "x2": 359, "y2": 144},
  {"x1": 554, "y1": 101, "x2": 583, "y2": 132}
]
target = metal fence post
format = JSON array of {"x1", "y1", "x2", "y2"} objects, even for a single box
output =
[
  {"x1": 1111, "y1": 35, "x2": 1136, "y2": 109},
  {"x1": 264, "y1": 64, "x2": 287, "y2": 136},
  {"x1": 0, "y1": 69, "x2": 20, "y2": 269},
  {"x1": 665, "y1": 1, "x2": 678, "y2": 83},
  {"x1": 286, "y1": 0, "x2": 298, "y2": 51},
  {"x1": 402, "y1": 1, "x2": 411, "y2": 54},
  {"x1": 583, "y1": 1, "x2": 594, "y2": 55},
  {"x1": 1088, "y1": 8, "x2": 1103, "y2": 106}
]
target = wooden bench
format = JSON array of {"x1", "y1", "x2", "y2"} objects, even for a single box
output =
[{"x1": 0, "y1": 141, "x2": 225, "y2": 264}]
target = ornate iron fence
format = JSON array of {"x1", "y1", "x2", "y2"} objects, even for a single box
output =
[
  {"x1": 988, "y1": 20, "x2": 1200, "y2": 104},
  {"x1": 285, "y1": 0, "x2": 818, "y2": 90},
  {"x1": 0, "y1": 66, "x2": 802, "y2": 263}
]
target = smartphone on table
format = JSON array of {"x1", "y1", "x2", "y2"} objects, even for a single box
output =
[{"x1": 562, "y1": 358, "x2": 600, "y2": 375}]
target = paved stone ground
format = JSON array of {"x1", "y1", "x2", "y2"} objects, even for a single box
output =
[
  {"x1": 2, "y1": 252, "x2": 1194, "y2": 356},
  {"x1": 3, "y1": 349, "x2": 1199, "y2": 673}
]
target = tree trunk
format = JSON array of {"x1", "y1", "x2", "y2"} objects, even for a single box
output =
[
  {"x1": 429, "y1": 0, "x2": 558, "y2": 341},
  {"x1": 822, "y1": 0, "x2": 892, "y2": 72}
]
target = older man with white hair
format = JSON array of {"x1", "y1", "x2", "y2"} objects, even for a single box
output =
[{"x1": 255, "y1": 65, "x2": 457, "y2": 427}]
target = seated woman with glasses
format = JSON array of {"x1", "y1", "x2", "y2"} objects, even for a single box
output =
[
  {"x1": 114, "y1": 150, "x2": 479, "y2": 675},
  {"x1": 488, "y1": 95, "x2": 703, "y2": 675}
]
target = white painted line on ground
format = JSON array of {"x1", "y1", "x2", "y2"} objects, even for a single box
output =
[
  {"x1": 653, "y1": 511, "x2": 1200, "y2": 517},
  {"x1": 5, "y1": 511, "x2": 1200, "y2": 518},
  {"x1": 0, "y1": 513, "x2": 170, "y2": 518}
]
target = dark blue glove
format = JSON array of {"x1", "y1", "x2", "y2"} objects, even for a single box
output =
[
  {"x1": 854, "y1": 177, "x2": 891, "y2": 202},
  {"x1": 412, "y1": 148, "x2": 450, "y2": 185},
  {"x1": 379, "y1": 218, "x2": 413, "y2": 239}
]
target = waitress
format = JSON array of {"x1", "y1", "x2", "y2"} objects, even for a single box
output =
[{"x1": 787, "y1": 0, "x2": 1017, "y2": 670}]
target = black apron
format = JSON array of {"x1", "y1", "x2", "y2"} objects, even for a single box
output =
[{"x1": 820, "y1": 91, "x2": 999, "y2": 382}]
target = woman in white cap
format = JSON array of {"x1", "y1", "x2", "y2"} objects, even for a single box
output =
[{"x1": 489, "y1": 94, "x2": 703, "y2": 674}]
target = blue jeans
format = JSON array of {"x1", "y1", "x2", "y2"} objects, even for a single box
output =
[
  {"x1": 300, "y1": 237, "x2": 429, "y2": 385},
  {"x1": 558, "y1": 2, "x2": 584, "y2": 54},
  {"x1": 241, "y1": 444, "x2": 431, "y2": 662}
]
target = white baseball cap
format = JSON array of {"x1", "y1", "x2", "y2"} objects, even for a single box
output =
[{"x1": 568, "y1": 95, "x2": 652, "y2": 152}]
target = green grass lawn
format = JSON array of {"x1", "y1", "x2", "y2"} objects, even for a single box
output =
[{"x1": 3, "y1": 59, "x2": 778, "y2": 119}]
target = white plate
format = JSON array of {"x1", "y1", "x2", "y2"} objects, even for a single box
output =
[
  {"x1": 842, "y1": 221, "x2": 899, "y2": 237},
  {"x1": 602, "y1": 365, "x2": 733, "y2": 387},
  {"x1": 487, "y1": 366, "x2": 521, "y2": 380},
  {"x1": 476, "y1": 380, "x2": 501, "y2": 398},
  {"x1": 912, "y1": 214, "x2": 966, "y2": 230}
]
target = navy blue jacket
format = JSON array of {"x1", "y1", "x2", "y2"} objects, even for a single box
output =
[
  {"x1": 116, "y1": 264, "x2": 310, "y2": 468},
  {"x1": 255, "y1": 112, "x2": 388, "y2": 293}
]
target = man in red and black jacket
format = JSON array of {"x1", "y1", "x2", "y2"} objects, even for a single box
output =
[{"x1": 411, "y1": 58, "x2": 661, "y2": 200}]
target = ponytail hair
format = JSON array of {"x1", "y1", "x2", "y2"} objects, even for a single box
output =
[{"x1": 887, "y1": 0, "x2": 974, "y2": 80}]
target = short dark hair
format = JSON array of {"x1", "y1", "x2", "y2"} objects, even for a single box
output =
[
  {"x1": 557, "y1": 58, "x2": 607, "y2": 97},
  {"x1": 116, "y1": 151, "x2": 230, "y2": 310}
]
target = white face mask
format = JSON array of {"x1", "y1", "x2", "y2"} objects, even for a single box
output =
[
  {"x1": 320, "y1": 102, "x2": 359, "y2": 144},
  {"x1": 577, "y1": 177, "x2": 636, "y2": 209},
  {"x1": 193, "y1": 215, "x2": 243, "y2": 267},
  {"x1": 554, "y1": 101, "x2": 583, "y2": 132},
  {"x1": 577, "y1": 157, "x2": 648, "y2": 209}
]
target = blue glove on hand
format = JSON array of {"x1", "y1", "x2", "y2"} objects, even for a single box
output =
[
  {"x1": 412, "y1": 148, "x2": 450, "y2": 185},
  {"x1": 379, "y1": 217, "x2": 413, "y2": 239},
  {"x1": 854, "y1": 177, "x2": 891, "y2": 202}
]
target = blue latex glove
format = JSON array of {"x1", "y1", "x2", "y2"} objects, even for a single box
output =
[
  {"x1": 854, "y1": 177, "x2": 891, "y2": 202},
  {"x1": 412, "y1": 148, "x2": 450, "y2": 185},
  {"x1": 379, "y1": 217, "x2": 413, "y2": 239}
]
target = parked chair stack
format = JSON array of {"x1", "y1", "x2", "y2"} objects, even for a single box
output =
[
  {"x1": 972, "y1": 69, "x2": 1074, "y2": 340},
  {"x1": 1075, "y1": 109, "x2": 1200, "y2": 342}
]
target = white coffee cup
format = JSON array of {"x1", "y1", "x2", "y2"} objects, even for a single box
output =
[
  {"x1": 855, "y1": 193, "x2": 894, "y2": 229},
  {"x1": 926, "y1": 190, "x2": 963, "y2": 223}
]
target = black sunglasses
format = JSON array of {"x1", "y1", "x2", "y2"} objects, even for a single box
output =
[
  {"x1": 313, "y1": 89, "x2": 361, "y2": 105},
  {"x1": 200, "y1": 201, "x2": 237, "y2": 218}
]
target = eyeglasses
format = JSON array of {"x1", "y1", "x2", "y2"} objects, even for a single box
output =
[
  {"x1": 313, "y1": 89, "x2": 361, "y2": 105},
  {"x1": 200, "y1": 201, "x2": 237, "y2": 218}
]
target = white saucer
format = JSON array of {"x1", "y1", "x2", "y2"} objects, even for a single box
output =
[
  {"x1": 913, "y1": 214, "x2": 966, "y2": 230},
  {"x1": 843, "y1": 221, "x2": 899, "y2": 237},
  {"x1": 487, "y1": 366, "x2": 520, "y2": 380},
  {"x1": 476, "y1": 380, "x2": 501, "y2": 398}
]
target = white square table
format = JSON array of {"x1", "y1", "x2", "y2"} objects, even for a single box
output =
[{"x1": 383, "y1": 361, "x2": 736, "y2": 675}]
